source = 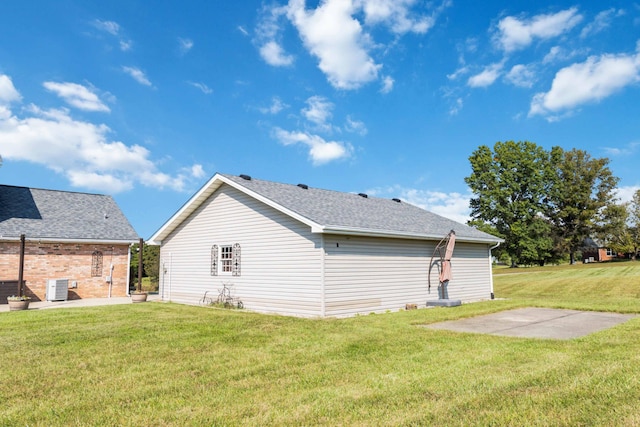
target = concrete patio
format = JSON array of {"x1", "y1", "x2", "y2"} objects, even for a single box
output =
[{"x1": 423, "y1": 307, "x2": 637, "y2": 339}]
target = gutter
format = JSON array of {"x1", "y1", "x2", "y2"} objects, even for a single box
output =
[
  {"x1": 314, "y1": 225, "x2": 504, "y2": 245},
  {"x1": 0, "y1": 236, "x2": 139, "y2": 245}
]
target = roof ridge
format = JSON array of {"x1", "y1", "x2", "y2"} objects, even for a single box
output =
[
  {"x1": 222, "y1": 173, "x2": 401, "y2": 202},
  {"x1": 0, "y1": 184, "x2": 108, "y2": 197}
]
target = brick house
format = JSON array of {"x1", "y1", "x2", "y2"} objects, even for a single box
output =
[
  {"x1": 582, "y1": 238, "x2": 618, "y2": 262},
  {"x1": 0, "y1": 185, "x2": 139, "y2": 303}
]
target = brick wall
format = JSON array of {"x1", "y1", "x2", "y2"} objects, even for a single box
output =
[{"x1": 0, "y1": 241, "x2": 131, "y2": 301}]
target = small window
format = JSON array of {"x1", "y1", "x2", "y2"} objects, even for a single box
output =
[
  {"x1": 220, "y1": 245, "x2": 233, "y2": 273},
  {"x1": 212, "y1": 243, "x2": 241, "y2": 276},
  {"x1": 91, "y1": 251, "x2": 103, "y2": 277}
]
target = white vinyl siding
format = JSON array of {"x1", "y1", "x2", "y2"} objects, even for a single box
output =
[
  {"x1": 323, "y1": 235, "x2": 492, "y2": 317},
  {"x1": 157, "y1": 183, "x2": 495, "y2": 318},
  {"x1": 159, "y1": 184, "x2": 323, "y2": 317}
]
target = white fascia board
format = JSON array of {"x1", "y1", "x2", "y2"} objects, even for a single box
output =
[
  {"x1": 148, "y1": 173, "x2": 323, "y2": 244},
  {"x1": 148, "y1": 173, "x2": 224, "y2": 243},
  {"x1": 220, "y1": 176, "x2": 322, "y2": 231},
  {"x1": 316, "y1": 226, "x2": 504, "y2": 244}
]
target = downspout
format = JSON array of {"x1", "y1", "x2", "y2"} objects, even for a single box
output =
[
  {"x1": 161, "y1": 259, "x2": 166, "y2": 301},
  {"x1": 108, "y1": 264, "x2": 114, "y2": 298},
  {"x1": 320, "y1": 234, "x2": 326, "y2": 318},
  {"x1": 168, "y1": 252, "x2": 172, "y2": 302},
  {"x1": 489, "y1": 241, "x2": 501, "y2": 299}
]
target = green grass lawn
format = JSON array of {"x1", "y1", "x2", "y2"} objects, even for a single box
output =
[{"x1": 2, "y1": 262, "x2": 640, "y2": 426}]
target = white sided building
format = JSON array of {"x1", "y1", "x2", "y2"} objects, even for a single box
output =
[{"x1": 149, "y1": 173, "x2": 502, "y2": 317}]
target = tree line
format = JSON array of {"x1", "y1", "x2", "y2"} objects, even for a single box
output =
[{"x1": 466, "y1": 141, "x2": 640, "y2": 266}]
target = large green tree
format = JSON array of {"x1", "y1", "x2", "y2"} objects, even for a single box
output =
[
  {"x1": 130, "y1": 242, "x2": 160, "y2": 287},
  {"x1": 546, "y1": 148, "x2": 619, "y2": 264},
  {"x1": 465, "y1": 141, "x2": 554, "y2": 266},
  {"x1": 627, "y1": 190, "x2": 640, "y2": 260},
  {"x1": 597, "y1": 202, "x2": 632, "y2": 256}
]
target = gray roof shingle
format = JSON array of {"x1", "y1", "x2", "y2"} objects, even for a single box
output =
[
  {"x1": 0, "y1": 185, "x2": 139, "y2": 242},
  {"x1": 220, "y1": 174, "x2": 499, "y2": 243}
]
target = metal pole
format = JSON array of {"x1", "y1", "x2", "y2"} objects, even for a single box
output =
[
  {"x1": 18, "y1": 234, "x2": 25, "y2": 297},
  {"x1": 137, "y1": 238, "x2": 143, "y2": 293}
]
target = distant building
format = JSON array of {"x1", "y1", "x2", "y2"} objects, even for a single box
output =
[
  {"x1": 150, "y1": 173, "x2": 503, "y2": 317},
  {"x1": 0, "y1": 185, "x2": 139, "y2": 303},
  {"x1": 582, "y1": 238, "x2": 618, "y2": 262}
]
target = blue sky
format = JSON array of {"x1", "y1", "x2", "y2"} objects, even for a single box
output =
[{"x1": 1, "y1": 0, "x2": 639, "y2": 238}]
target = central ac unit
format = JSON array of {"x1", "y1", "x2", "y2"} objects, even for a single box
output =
[{"x1": 47, "y1": 279, "x2": 69, "y2": 301}]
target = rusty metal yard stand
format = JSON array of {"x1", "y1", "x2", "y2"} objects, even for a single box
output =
[{"x1": 427, "y1": 230, "x2": 461, "y2": 307}]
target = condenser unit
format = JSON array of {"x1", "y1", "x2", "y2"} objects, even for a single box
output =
[{"x1": 46, "y1": 279, "x2": 69, "y2": 301}]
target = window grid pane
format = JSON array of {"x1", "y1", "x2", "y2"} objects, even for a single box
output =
[{"x1": 221, "y1": 245, "x2": 233, "y2": 273}]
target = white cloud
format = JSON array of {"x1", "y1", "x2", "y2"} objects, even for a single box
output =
[
  {"x1": 122, "y1": 66, "x2": 152, "y2": 86},
  {"x1": 92, "y1": 19, "x2": 132, "y2": 51},
  {"x1": 404, "y1": 189, "x2": 471, "y2": 225},
  {"x1": 542, "y1": 45, "x2": 586, "y2": 65},
  {"x1": 190, "y1": 164, "x2": 206, "y2": 179},
  {"x1": 43, "y1": 81, "x2": 110, "y2": 112},
  {"x1": 92, "y1": 19, "x2": 120, "y2": 36},
  {"x1": 359, "y1": 0, "x2": 445, "y2": 34},
  {"x1": 345, "y1": 115, "x2": 367, "y2": 135},
  {"x1": 287, "y1": 0, "x2": 380, "y2": 89},
  {"x1": 255, "y1": 5, "x2": 294, "y2": 67},
  {"x1": 368, "y1": 185, "x2": 472, "y2": 224},
  {"x1": 581, "y1": 8, "x2": 625, "y2": 38},
  {"x1": 187, "y1": 81, "x2": 213, "y2": 94},
  {"x1": 449, "y1": 97, "x2": 463, "y2": 116},
  {"x1": 272, "y1": 127, "x2": 352, "y2": 165},
  {"x1": 494, "y1": 8, "x2": 583, "y2": 53},
  {"x1": 0, "y1": 74, "x2": 198, "y2": 193},
  {"x1": 259, "y1": 96, "x2": 288, "y2": 114},
  {"x1": 616, "y1": 185, "x2": 640, "y2": 203},
  {"x1": 380, "y1": 75, "x2": 394, "y2": 93},
  {"x1": 119, "y1": 40, "x2": 133, "y2": 51},
  {"x1": 467, "y1": 62, "x2": 504, "y2": 88},
  {"x1": 505, "y1": 64, "x2": 536, "y2": 88},
  {"x1": 256, "y1": 0, "x2": 446, "y2": 90},
  {"x1": 447, "y1": 66, "x2": 469, "y2": 81},
  {"x1": 603, "y1": 141, "x2": 640, "y2": 157},
  {"x1": 0, "y1": 75, "x2": 22, "y2": 105},
  {"x1": 302, "y1": 95, "x2": 333, "y2": 129},
  {"x1": 530, "y1": 49, "x2": 640, "y2": 119},
  {"x1": 238, "y1": 26, "x2": 249, "y2": 36},
  {"x1": 259, "y1": 41, "x2": 295, "y2": 66},
  {"x1": 178, "y1": 37, "x2": 194, "y2": 54},
  {"x1": 543, "y1": 46, "x2": 563, "y2": 64}
]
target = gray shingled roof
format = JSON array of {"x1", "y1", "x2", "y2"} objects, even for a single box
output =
[
  {"x1": 218, "y1": 174, "x2": 499, "y2": 243},
  {"x1": 0, "y1": 185, "x2": 139, "y2": 242}
]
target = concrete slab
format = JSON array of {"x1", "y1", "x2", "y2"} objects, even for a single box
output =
[
  {"x1": 424, "y1": 307, "x2": 637, "y2": 339},
  {"x1": 0, "y1": 294, "x2": 160, "y2": 313}
]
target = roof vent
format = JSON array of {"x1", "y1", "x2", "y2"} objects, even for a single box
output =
[
  {"x1": 239, "y1": 174, "x2": 252, "y2": 181},
  {"x1": 392, "y1": 198, "x2": 401, "y2": 203},
  {"x1": 358, "y1": 193, "x2": 368, "y2": 198},
  {"x1": 297, "y1": 184, "x2": 309, "y2": 189}
]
